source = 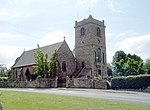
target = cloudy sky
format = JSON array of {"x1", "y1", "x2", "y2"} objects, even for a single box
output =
[{"x1": 0, "y1": 0, "x2": 150, "y2": 68}]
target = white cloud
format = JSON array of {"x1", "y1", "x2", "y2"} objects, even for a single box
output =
[
  {"x1": 38, "y1": 31, "x2": 68, "y2": 47},
  {"x1": 0, "y1": 10, "x2": 9, "y2": 16},
  {"x1": 0, "y1": 33, "x2": 24, "y2": 39},
  {"x1": 0, "y1": 9, "x2": 21, "y2": 21},
  {"x1": 106, "y1": 32, "x2": 116, "y2": 37},
  {"x1": 107, "y1": 0, "x2": 123, "y2": 13},
  {"x1": 0, "y1": 45, "x2": 24, "y2": 68},
  {"x1": 115, "y1": 34, "x2": 150, "y2": 59},
  {"x1": 116, "y1": 33, "x2": 126, "y2": 37},
  {"x1": 0, "y1": 45, "x2": 34, "y2": 68},
  {"x1": 106, "y1": 32, "x2": 126, "y2": 38}
]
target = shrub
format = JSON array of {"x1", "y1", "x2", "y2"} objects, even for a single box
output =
[
  {"x1": 0, "y1": 77, "x2": 8, "y2": 81},
  {"x1": 111, "y1": 74, "x2": 150, "y2": 89}
]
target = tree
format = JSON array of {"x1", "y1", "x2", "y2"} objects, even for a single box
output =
[
  {"x1": 145, "y1": 58, "x2": 150, "y2": 74},
  {"x1": 126, "y1": 54, "x2": 146, "y2": 75},
  {"x1": 112, "y1": 50, "x2": 127, "y2": 76},
  {"x1": 34, "y1": 46, "x2": 50, "y2": 78},
  {"x1": 49, "y1": 50, "x2": 57, "y2": 78},
  {"x1": 112, "y1": 51, "x2": 146, "y2": 76}
]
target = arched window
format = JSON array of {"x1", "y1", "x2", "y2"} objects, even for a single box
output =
[
  {"x1": 97, "y1": 48, "x2": 101, "y2": 62},
  {"x1": 62, "y1": 61, "x2": 66, "y2": 72},
  {"x1": 97, "y1": 27, "x2": 101, "y2": 37},
  {"x1": 80, "y1": 27, "x2": 85, "y2": 36},
  {"x1": 98, "y1": 69, "x2": 101, "y2": 76},
  {"x1": 102, "y1": 52, "x2": 105, "y2": 64}
]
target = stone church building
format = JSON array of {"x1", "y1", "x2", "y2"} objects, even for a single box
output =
[{"x1": 11, "y1": 15, "x2": 107, "y2": 86}]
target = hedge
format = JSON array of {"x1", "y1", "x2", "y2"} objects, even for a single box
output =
[{"x1": 111, "y1": 74, "x2": 150, "y2": 89}]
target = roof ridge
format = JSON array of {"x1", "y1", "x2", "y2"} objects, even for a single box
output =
[
  {"x1": 25, "y1": 41, "x2": 63, "y2": 52},
  {"x1": 12, "y1": 41, "x2": 64, "y2": 68}
]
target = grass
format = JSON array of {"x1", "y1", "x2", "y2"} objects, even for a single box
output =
[{"x1": 0, "y1": 90, "x2": 150, "y2": 110}]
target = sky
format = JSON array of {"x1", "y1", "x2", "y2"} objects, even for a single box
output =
[{"x1": 0, "y1": 0, "x2": 150, "y2": 68}]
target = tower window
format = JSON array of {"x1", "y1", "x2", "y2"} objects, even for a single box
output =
[
  {"x1": 98, "y1": 69, "x2": 101, "y2": 76},
  {"x1": 62, "y1": 61, "x2": 66, "y2": 72},
  {"x1": 102, "y1": 52, "x2": 105, "y2": 64},
  {"x1": 98, "y1": 39, "x2": 100, "y2": 44},
  {"x1": 97, "y1": 27, "x2": 101, "y2": 37},
  {"x1": 97, "y1": 48, "x2": 101, "y2": 62},
  {"x1": 80, "y1": 27, "x2": 85, "y2": 36},
  {"x1": 82, "y1": 61, "x2": 85, "y2": 68}
]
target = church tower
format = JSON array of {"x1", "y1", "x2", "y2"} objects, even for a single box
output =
[{"x1": 74, "y1": 15, "x2": 107, "y2": 79}]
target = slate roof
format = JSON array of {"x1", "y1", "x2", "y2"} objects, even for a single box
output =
[{"x1": 13, "y1": 41, "x2": 63, "y2": 68}]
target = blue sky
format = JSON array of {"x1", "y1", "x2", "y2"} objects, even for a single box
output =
[{"x1": 0, "y1": 0, "x2": 150, "y2": 68}]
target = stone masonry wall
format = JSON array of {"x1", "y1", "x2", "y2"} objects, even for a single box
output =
[
  {"x1": 66, "y1": 77, "x2": 107, "y2": 89},
  {"x1": 0, "y1": 78, "x2": 57, "y2": 88}
]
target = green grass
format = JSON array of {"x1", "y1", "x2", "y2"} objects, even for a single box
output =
[{"x1": 0, "y1": 90, "x2": 150, "y2": 110}]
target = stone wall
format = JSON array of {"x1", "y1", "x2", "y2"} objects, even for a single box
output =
[
  {"x1": 0, "y1": 78, "x2": 57, "y2": 88},
  {"x1": 66, "y1": 77, "x2": 107, "y2": 89}
]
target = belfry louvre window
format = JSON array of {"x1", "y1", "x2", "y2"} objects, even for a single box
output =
[
  {"x1": 97, "y1": 27, "x2": 101, "y2": 37},
  {"x1": 62, "y1": 61, "x2": 66, "y2": 72},
  {"x1": 80, "y1": 27, "x2": 85, "y2": 36}
]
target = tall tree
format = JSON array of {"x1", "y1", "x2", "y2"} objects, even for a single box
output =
[
  {"x1": 34, "y1": 46, "x2": 50, "y2": 78},
  {"x1": 112, "y1": 50, "x2": 127, "y2": 76},
  {"x1": 112, "y1": 51, "x2": 146, "y2": 76},
  {"x1": 49, "y1": 50, "x2": 57, "y2": 78}
]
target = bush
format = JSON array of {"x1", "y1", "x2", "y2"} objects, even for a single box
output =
[
  {"x1": 0, "y1": 77, "x2": 8, "y2": 81},
  {"x1": 111, "y1": 74, "x2": 150, "y2": 89}
]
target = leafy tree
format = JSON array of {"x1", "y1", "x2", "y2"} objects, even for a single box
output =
[
  {"x1": 145, "y1": 58, "x2": 150, "y2": 74},
  {"x1": 49, "y1": 50, "x2": 57, "y2": 78},
  {"x1": 126, "y1": 54, "x2": 146, "y2": 75},
  {"x1": 112, "y1": 50, "x2": 127, "y2": 76},
  {"x1": 34, "y1": 45, "x2": 57, "y2": 78},
  {"x1": 34, "y1": 46, "x2": 50, "y2": 78},
  {"x1": 112, "y1": 50, "x2": 146, "y2": 76}
]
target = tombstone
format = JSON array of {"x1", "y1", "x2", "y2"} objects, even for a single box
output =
[
  {"x1": 55, "y1": 76, "x2": 58, "y2": 88},
  {"x1": 66, "y1": 76, "x2": 70, "y2": 88}
]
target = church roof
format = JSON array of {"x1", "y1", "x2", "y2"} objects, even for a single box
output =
[{"x1": 13, "y1": 41, "x2": 63, "y2": 68}]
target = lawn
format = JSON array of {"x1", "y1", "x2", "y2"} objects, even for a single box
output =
[{"x1": 0, "y1": 90, "x2": 150, "y2": 110}]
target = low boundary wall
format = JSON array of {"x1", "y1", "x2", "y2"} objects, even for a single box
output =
[
  {"x1": 0, "y1": 78, "x2": 57, "y2": 88},
  {"x1": 66, "y1": 77, "x2": 107, "y2": 89}
]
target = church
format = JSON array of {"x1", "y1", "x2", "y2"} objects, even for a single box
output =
[{"x1": 11, "y1": 15, "x2": 107, "y2": 86}]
